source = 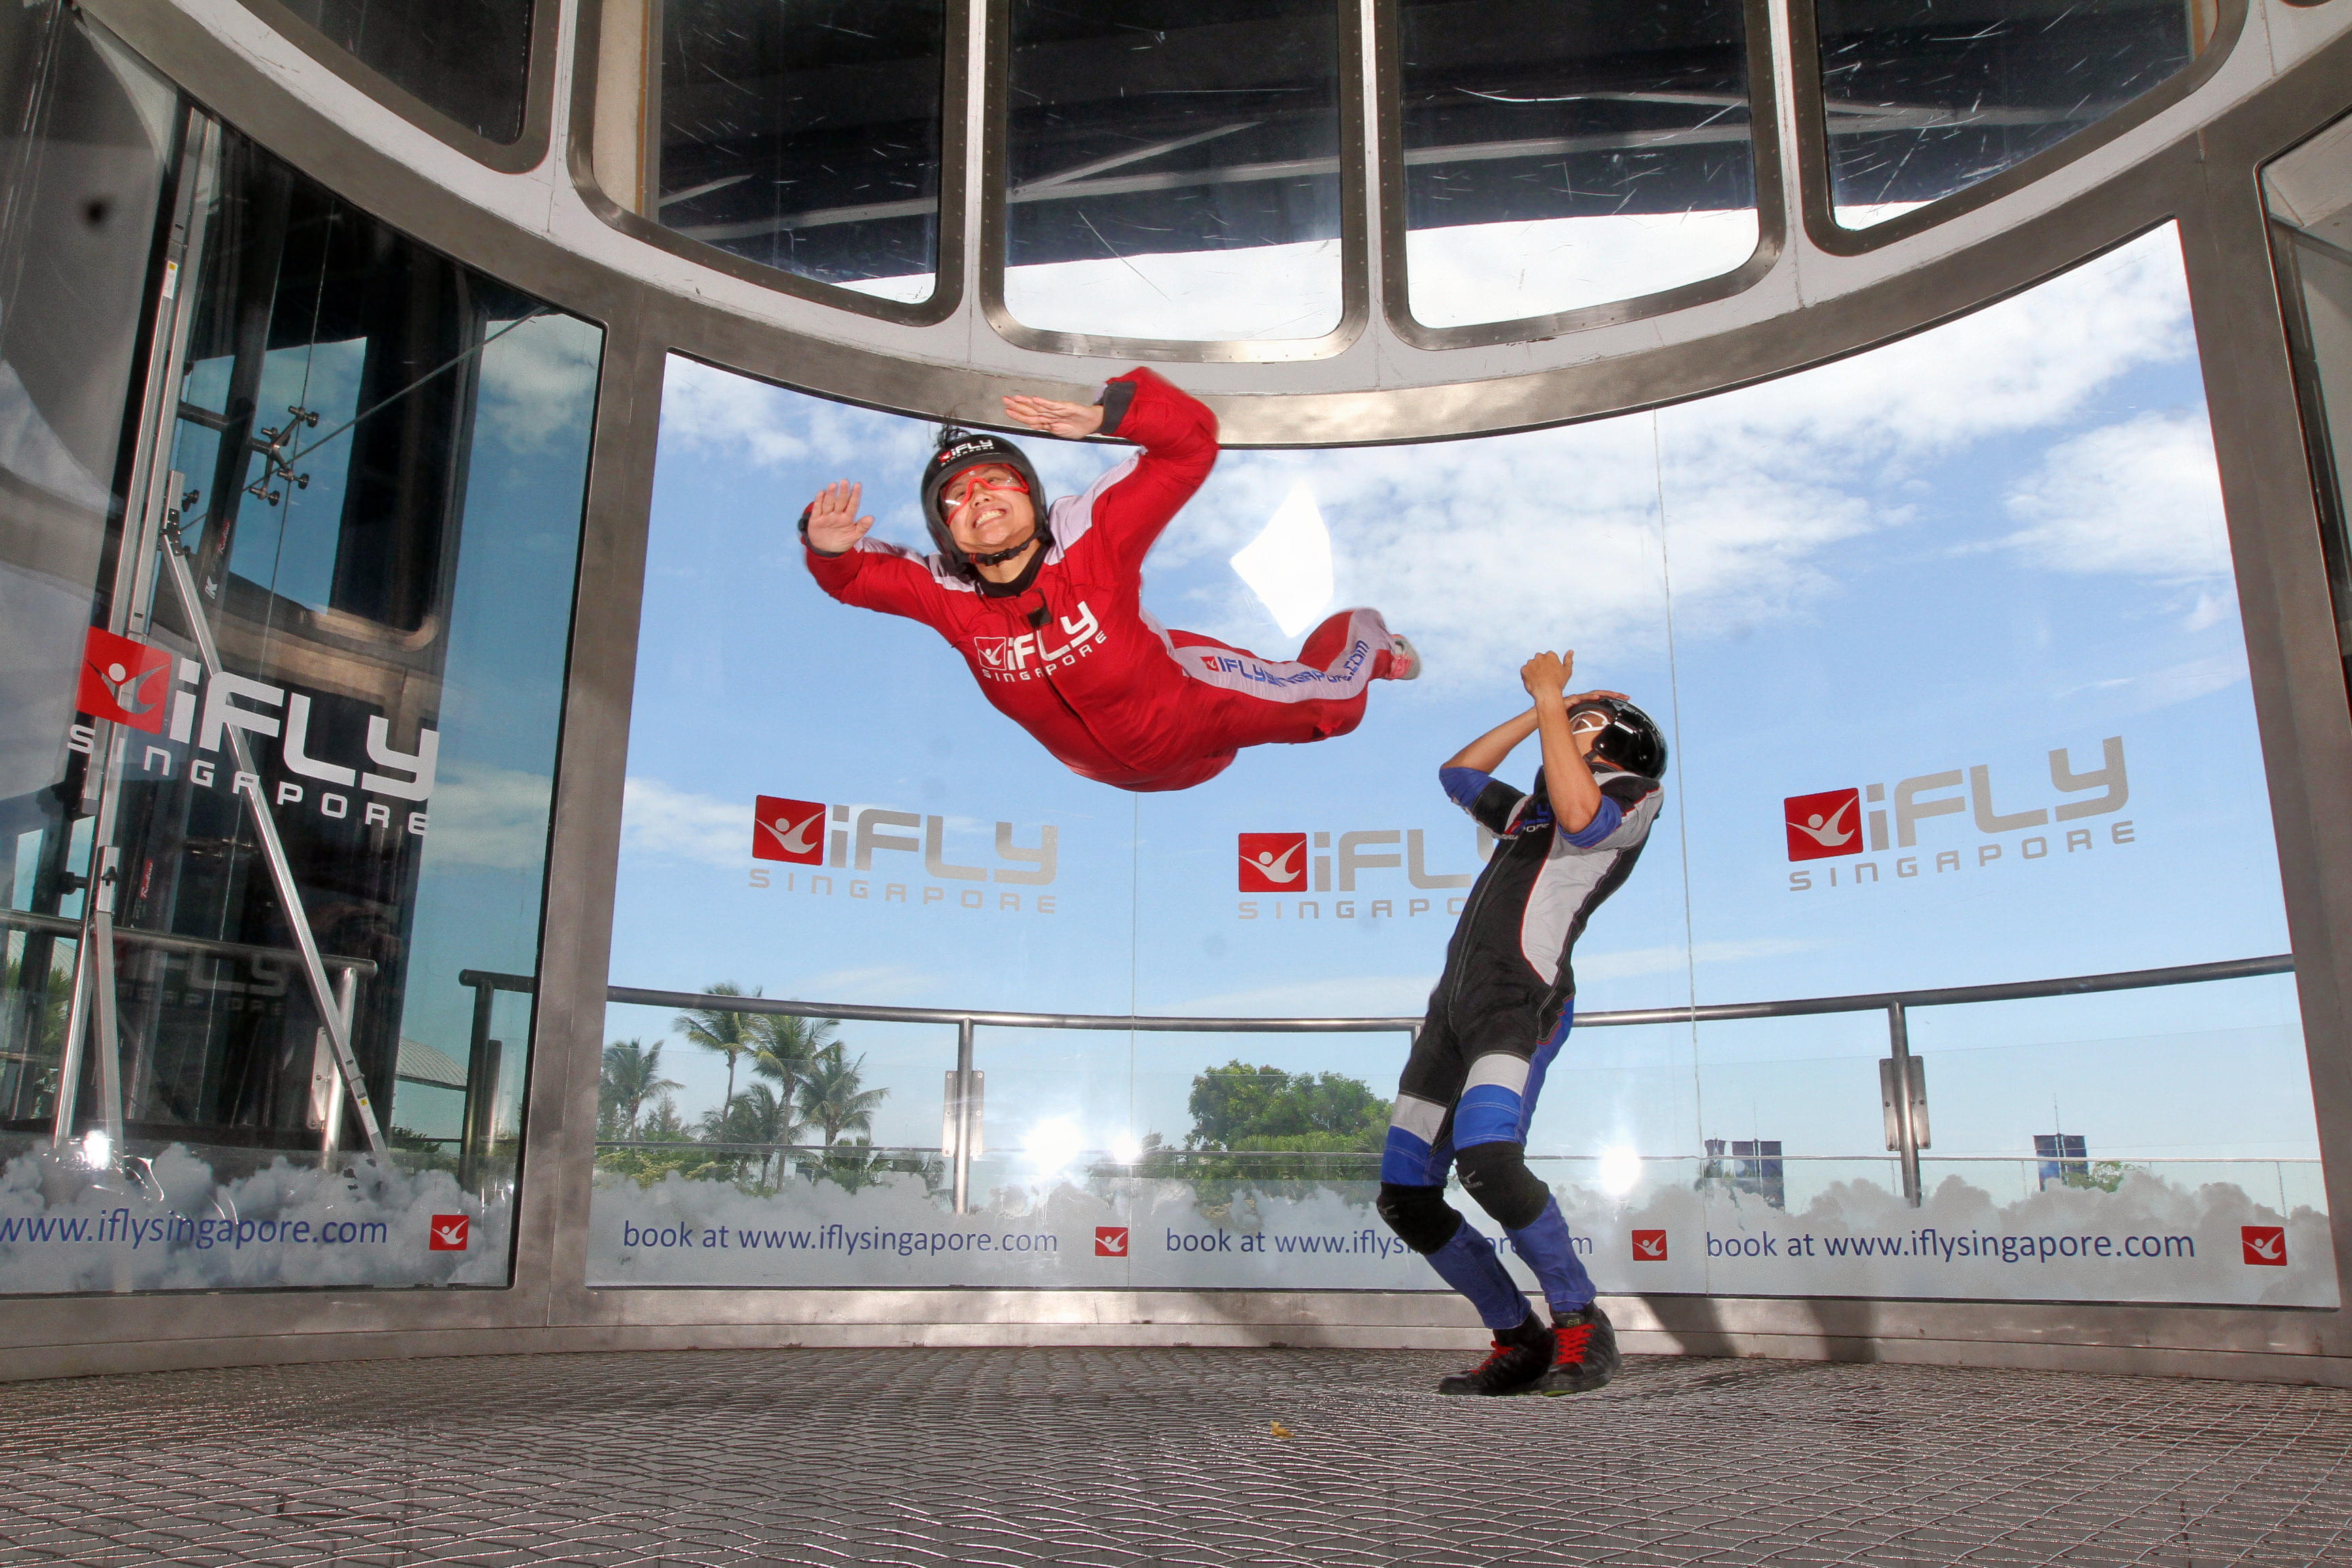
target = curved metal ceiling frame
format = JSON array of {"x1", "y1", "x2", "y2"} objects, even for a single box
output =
[
  {"x1": 229, "y1": 0, "x2": 559, "y2": 173},
  {"x1": 564, "y1": 0, "x2": 974, "y2": 328},
  {"x1": 1373, "y1": 0, "x2": 1789, "y2": 353},
  {"x1": 1786, "y1": 0, "x2": 2253, "y2": 258}
]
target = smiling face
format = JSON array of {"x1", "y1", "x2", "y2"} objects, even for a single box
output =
[{"x1": 941, "y1": 463, "x2": 1038, "y2": 559}]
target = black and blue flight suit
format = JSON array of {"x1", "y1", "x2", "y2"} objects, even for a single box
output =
[{"x1": 1376, "y1": 761, "x2": 1663, "y2": 1329}]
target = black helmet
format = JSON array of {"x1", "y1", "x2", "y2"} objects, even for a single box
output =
[
  {"x1": 1567, "y1": 696, "x2": 1668, "y2": 779},
  {"x1": 920, "y1": 426, "x2": 1046, "y2": 575}
]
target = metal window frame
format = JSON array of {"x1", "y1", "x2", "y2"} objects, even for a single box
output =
[
  {"x1": 17, "y1": 0, "x2": 2352, "y2": 1386},
  {"x1": 1785, "y1": 0, "x2": 2250, "y2": 257},
  {"x1": 975, "y1": 0, "x2": 1373, "y2": 363},
  {"x1": 1373, "y1": 0, "x2": 1787, "y2": 351},
  {"x1": 564, "y1": 0, "x2": 973, "y2": 328},
  {"x1": 228, "y1": 0, "x2": 558, "y2": 173}
]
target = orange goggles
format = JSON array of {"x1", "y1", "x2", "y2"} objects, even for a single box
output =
[{"x1": 944, "y1": 469, "x2": 1030, "y2": 518}]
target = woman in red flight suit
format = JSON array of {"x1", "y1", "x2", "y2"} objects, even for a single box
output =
[{"x1": 798, "y1": 367, "x2": 1419, "y2": 793}]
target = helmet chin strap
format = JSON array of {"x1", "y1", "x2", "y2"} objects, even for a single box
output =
[{"x1": 968, "y1": 528, "x2": 1040, "y2": 567}]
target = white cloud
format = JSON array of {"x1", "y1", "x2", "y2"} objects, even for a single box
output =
[
  {"x1": 419, "y1": 762, "x2": 552, "y2": 872},
  {"x1": 476, "y1": 316, "x2": 600, "y2": 453},
  {"x1": 659, "y1": 356, "x2": 934, "y2": 479},
  {"x1": 1999, "y1": 410, "x2": 2232, "y2": 582},
  {"x1": 621, "y1": 775, "x2": 745, "y2": 866}
]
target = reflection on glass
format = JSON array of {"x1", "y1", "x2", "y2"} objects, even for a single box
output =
[
  {"x1": 1002, "y1": 0, "x2": 1345, "y2": 342},
  {"x1": 1816, "y1": 0, "x2": 2207, "y2": 229},
  {"x1": 0, "y1": 102, "x2": 596, "y2": 1292},
  {"x1": 2267, "y1": 124, "x2": 2352, "y2": 705},
  {"x1": 654, "y1": 0, "x2": 947, "y2": 302},
  {"x1": 1397, "y1": 0, "x2": 1759, "y2": 329},
  {"x1": 0, "y1": 6, "x2": 175, "y2": 1156},
  {"x1": 274, "y1": 0, "x2": 535, "y2": 144}
]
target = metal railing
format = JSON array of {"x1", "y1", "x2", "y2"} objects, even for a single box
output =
[{"x1": 607, "y1": 953, "x2": 2294, "y2": 1212}]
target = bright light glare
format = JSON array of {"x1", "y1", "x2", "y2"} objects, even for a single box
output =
[
  {"x1": 1109, "y1": 1134, "x2": 1143, "y2": 1166},
  {"x1": 80, "y1": 1129, "x2": 112, "y2": 1169},
  {"x1": 1230, "y1": 483, "x2": 1335, "y2": 638},
  {"x1": 1024, "y1": 1117, "x2": 1086, "y2": 1175},
  {"x1": 1597, "y1": 1146, "x2": 1642, "y2": 1197}
]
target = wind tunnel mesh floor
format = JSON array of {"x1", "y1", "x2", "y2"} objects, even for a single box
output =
[{"x1": 2, "y1": 1349, "x2": 2351, "y2": 1566}]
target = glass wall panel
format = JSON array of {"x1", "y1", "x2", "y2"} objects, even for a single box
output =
[
  {"x1": 272, "y1": 0, "x2": 535, "y2": 145},
  {"x1": 0, "y1": 76, "x2": 597, "y2": 1290},
  {"x1": 2268, "y1": 120, "x2": 2352, "y2": 704},
  {"x1": 654, "y1": 0, "x2": 947, "y2": 304},
  {"x1": 0, "y1": 5, "x2": 178, "y2": 1179},
  {"x1": 1396, "y1": 0, "x2": 1759, "y2": 330},
  {"x1": 1815, "y1": 0, "x2": 2206, "y2": 230},
  {"x1": 595, "y1": 224, "x2": 2328, "y2": 1309},
  {"x1": 1000, "y1": 0, "x2": 1346, "y2": 342}
]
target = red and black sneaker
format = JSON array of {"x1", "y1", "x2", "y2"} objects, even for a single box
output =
[
  {"x1": 1534, "y1": 1302, "x2": 1621, "y2": 1395},
  {"x1": 1436, "y1": 1313, "x2": 1555, "y2": 1396}
]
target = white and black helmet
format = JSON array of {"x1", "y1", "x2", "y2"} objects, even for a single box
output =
[
  {"x1": 920, "y1": 426, "x2": 1046, "y2": 574},
  {"x1": 1567, "y1": 696, "x2": 1668, "y2": 779}
]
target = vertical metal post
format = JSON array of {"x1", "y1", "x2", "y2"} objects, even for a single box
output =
[
  {"x1": 1888, "y1": 1003, "x2": 1923, "y2": 1207},
  {"x1": 951, "y1": 1016, "x2": 975, "y2": 1216},
  {"x1": 458, "y1": 975, "x2": 498, "y2": 1193}
]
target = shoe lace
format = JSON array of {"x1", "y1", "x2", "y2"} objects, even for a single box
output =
[{"x1": 1552, "y1": 1322, "x2": 1593, "y2": 1367}]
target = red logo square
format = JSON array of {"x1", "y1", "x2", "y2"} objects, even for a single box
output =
[
  {"x1": 1094, "y1": 1226, "x2": 1129, "y2": 1258},
  {"x1": 1631, "y1": 1228, "x2": 1668, "y2": 1262},
  {"x1": 1238, "y1": 832, "x2": 1307, "y2": 892},
  {"x1": 1785, "y1": 788, "x2": 1863, "y2": 861},
  {"x1": 428, "y1": 1214, "x2": 470, "y2": 1252},
  {"x1": 753, "y1": 796, "x2": 826, "y2": 864},
  {"x1": 77, "y1": 627, "x2": 171, "y2": 734},
  {"x1": 2242, "y1": 1225, "x2": 2287, "y2": 1266}
]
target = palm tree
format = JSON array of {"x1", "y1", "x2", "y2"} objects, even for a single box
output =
[
  {"x1": 702, "y1": 1083, "x2": 798, "y2": 1188},
  {"x1": 675, "y1": 981, "x2": 764, "y2": 1124},
  {"x1": 601, "y1": 1039, "x2": 683, "y2": 1139},
  {"x1": 796, "y1": 1041, "x2": 889, "y2": 1147},
  {"x1": 751, "y1": 1013, "x2": 838, "y2": 1110}
]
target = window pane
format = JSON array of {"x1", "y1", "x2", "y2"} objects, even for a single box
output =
[
  {"x1": 274, "y1": 0, "x2": 534, "y2": 145},
  {"x1": 1816, "y1": 0, "x2": 2205, "y2": 229},
  {"x1": 2267, "y1": 122, "x2": 2352, "y2": 710},
  {"x1": 0, "y1": 100, "x2": 598, "y2": 1292},
  {"x1": 1398, "y1": 0, "x2": 1759, "y2": 330},
  {"x1": 655, "y1": 0, "x2": 947, "y2": 304},
  {"x1": 1002, "y1": 0, "x2": 1345, "y2": 342}
]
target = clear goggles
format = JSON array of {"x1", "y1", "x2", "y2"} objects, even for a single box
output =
[{"x1": 943, "y1": 467, "x2": 1030, "y2": 519}]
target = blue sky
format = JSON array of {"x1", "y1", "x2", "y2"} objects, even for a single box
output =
[{"x1": 601, "y1": 225, "x2": 2320, "y2": 1174}]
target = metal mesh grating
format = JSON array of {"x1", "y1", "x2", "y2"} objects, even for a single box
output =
[{"x1": 2, "y1": 1348, "x2": 2350, "y2": 1565}]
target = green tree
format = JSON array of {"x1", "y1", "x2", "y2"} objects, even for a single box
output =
[
  {"x1": 600, "y1": 1038, "x2": 683, "y2": 1139},
  {"x1": 702, "y1": 1082, "x2": 799, "y2": 1189},
  {"x1": 595, "y1": 1092, "x2": 722, "y2": 1186},
  {"x1": 796, "y1": 1041, "x2": 888, "y2": 1147},
  {"x1": 751, "y1": 1013, "x2": 838, "y2": 1111},
  {"x1": 674, "y1": 982, "x2": 764, "y2": 1124},
  {"x1": 1185, "y1": 1060, "x2": 1389, "y2": 1152}
]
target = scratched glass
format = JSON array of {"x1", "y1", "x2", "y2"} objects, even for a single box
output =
[
  {"x1": 1815, "y1": 0, "x2": 2209, "y2": 229},
  {"x1": 274, "y1": 0, "x2": 536, "y2": 144},
  {"x1": 1396, "y1": 0, "x2": 1761, "y2": 329},
  {"x1": 653, "y1": 0, "x2": 948, "y2": 302},
  {"x1": 1000, "y1": 0, "x2": 1347, "y2": 342}
]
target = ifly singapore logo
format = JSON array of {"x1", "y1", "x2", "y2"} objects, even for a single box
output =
[{"x1": 1784, "y1": 738, "x2": 2132, "y2": 884}]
